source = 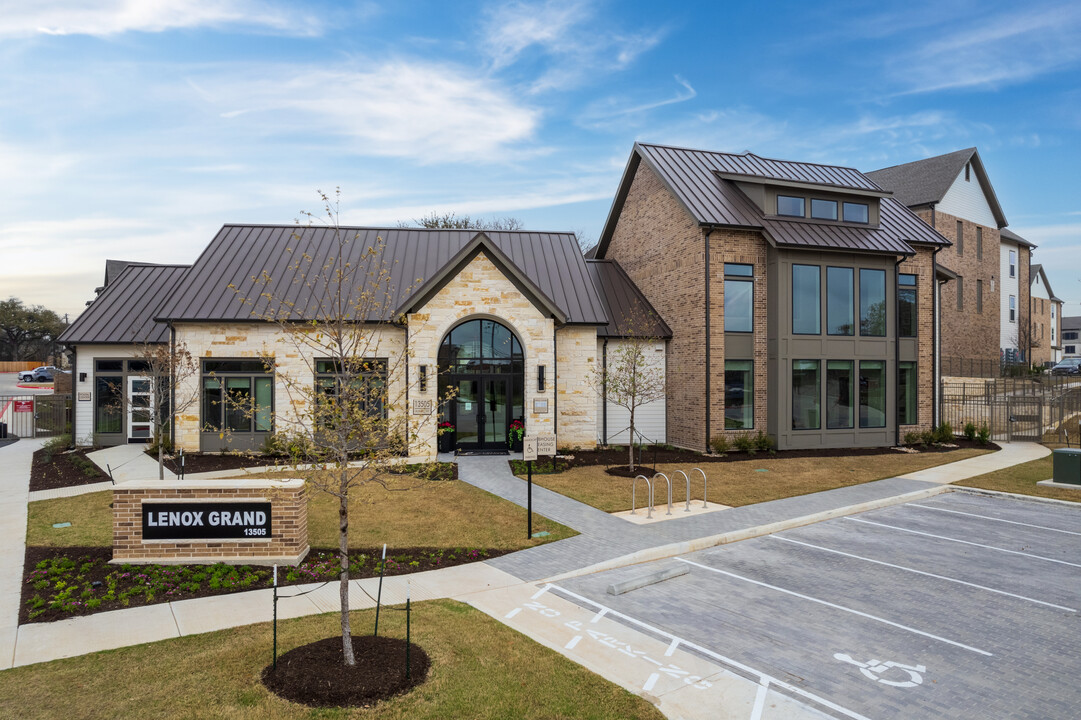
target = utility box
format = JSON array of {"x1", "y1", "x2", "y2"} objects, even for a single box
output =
[{"x1": 1052, "y1": 449, "x2": 1081, "y2": 486}]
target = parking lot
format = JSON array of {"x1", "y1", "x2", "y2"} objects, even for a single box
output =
[{"x1": 556, "y1": 490, "x2": 1081, "y2": 719}]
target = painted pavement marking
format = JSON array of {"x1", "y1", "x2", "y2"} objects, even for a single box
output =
[
  {"x1": 846, "y1": 517, "x2": 1081, "y2": 569},
  {"x1": 834, "y1": 654, "x2": 926, "y2": 688},
  {"x1": 675, "y1": 557, "x2": 993, "y2": 656},
  {"x1": 907, "y1": 503, "x2": 1081, "y2": 537},
  {"x1": 544, "y1": 584, "x2": 875, "y2": 720},
  {"x1": 564, "y1": 635, "x2": 582, "y2": 650},
  {"x1": 770, "y1": 535, "x2": 1076, "y2": 612},
  {"x1": 750, "y1": 679, "x2": 771, "y2": 720},
  {"x1": 504, "y1": 607, "x2": 521, "y2": 619}
]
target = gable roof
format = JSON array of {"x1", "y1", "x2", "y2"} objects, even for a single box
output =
[
  {"x1": 866, "y1": 148, "x2": 1008, "y2": 228},
  {"x1": 999, "y1": 227, "x2": 1036, "y2": 249},
  {"x1": 585, "y1": 260, "x2": 672, "y2": 339},
  {"x1": 60, "y1": 264, "x2": 191, "y2": 345},
  {"x1": 597, "y1": 142, "x2": 950, "y2": 258},
  {"x1": 155, "y1": 225, "x2": 607, "y2": 326},
  {"x1": 1030, "y1": 264, "x2": 1063, "y2": 302}
]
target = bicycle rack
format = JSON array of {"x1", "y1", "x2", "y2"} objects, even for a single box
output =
[
  {"x1": 631, "y1": 475, "x2": 654, "y2": 519},
  {"x1": 673, "y1": 470, "x2": 691, "y2": 512},
  {"x1": 693, "y1": 468, "x2": 707, "y2": 508},
  {"x1": 653, "y1": 472, "x2": 672, "y2": 516}
]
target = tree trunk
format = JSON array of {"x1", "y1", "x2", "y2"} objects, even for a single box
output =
[
  {"x1": 628, "y1": 407, "x2": 635, "y2": 472},
  {"x1": 339, "y1": 486, "x2": 355, "y2": 665},
  {"x1": 158, "y1": 432, "x2": 165, "y2": 481}
]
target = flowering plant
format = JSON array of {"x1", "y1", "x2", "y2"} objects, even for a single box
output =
[
  {"x1": 508, "y1": 419, "x2": 525, "y2": 443},
  {"x1": 437, "y1": 421, "x2": 455, "y2": 436}
]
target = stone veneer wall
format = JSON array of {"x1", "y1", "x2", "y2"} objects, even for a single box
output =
[
  {"x1": 172, "y1": 322, "x2": 407, "y2": 453},
  {"x1": 555, "y1": 325, "x2": 599, "y2": 449},
  {"x1": 112, "y1": 479, "x2": 308, "y2": 565}
]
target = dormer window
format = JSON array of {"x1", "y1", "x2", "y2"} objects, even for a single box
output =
[
  {"x1": 778, "y1": 195, "x2": 805, "y2": 217},
  {"x1": 843, "y1": 202, "x2": 869, "y2": 224},
  {"x1": 811, "y1": 199, "x2": 838, "y2": 220}
]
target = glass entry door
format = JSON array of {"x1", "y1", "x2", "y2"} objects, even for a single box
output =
[
  {"x1": 127, "y1": 376, "x2": 153, "y2": 442},
  {"x1": 454, "y1": 377, "x2": 509, "y2": 450}
]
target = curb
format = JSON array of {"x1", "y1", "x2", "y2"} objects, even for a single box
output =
[
  {"x1": 542, "y1": 484, "x2": 954, "y2": 584},
  {"x1": 953, "y1": 484, "x2": 1081, "y2": 508}
]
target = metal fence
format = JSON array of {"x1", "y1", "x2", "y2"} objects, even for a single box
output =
[
  {"x1": 0, "y1": 394, "x2": 72, "y2": 439},
  {"x1": 940, "y1": 378, "x2": 1081, "y2": 442},
  {"x1": 941, "y1": 356, "x2": 1032, "y2": 379}
]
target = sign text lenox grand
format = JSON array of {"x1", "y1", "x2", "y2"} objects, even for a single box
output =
[{"x1": 142, "y1": 502, "x2": 272, "y2": 541}]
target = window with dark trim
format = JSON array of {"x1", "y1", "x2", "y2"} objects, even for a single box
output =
[
  {"x1": 826, "y1": 266, "x2": 854, "y2": 336},
  {"x1": 811, "y1": 199, "x2": 838, "y2": 220},
  {"x1": 201, "y1": 359, "x2": 274, "y2": 434},
  {"x1": 792, "y1": 264, "x2": 821, "y2": 335},
  {"x1": 724, "y1": 263, "x2": 754, "y2": 333},
  {"x1": 956, "y1": 220, "x2": 964, "y2": 255},
  {"x1": 898, "y1": 273, "x2": 917, "y2": 337},
  {"x1": 826, "y1": 360, "x2": 853, "y2": 429},
  {"x1": 976, "y1": 227, "x2": 983, "y2": 260},
  {"x1": 977, "y1": 279, "x2": 983, "y2": 314},
  {"x1": 859, "y1": 360, "x2": 886, "y2": 428},
  {"x1": 724, "y1": 360, "x2": 753, "y2": 430},
  {"x1": 777, "y1": 195, "x2": 805, "y2": 217},
  {"x1": 956, "y1": 275, "x2": 964, "y2": 311},
  {"x1": 859, "y1": 268, "x2": 886, "y2": 336},
  {"x1": 315, "y1": 358, "x2": 388, "y2": 425},
  {"x1": 899, "y1": 362, "x2": 917, "y2": 426},
  {"x1": 842, "y1": 202, "x2": 869, "y2": 224},
  {"x1": 792, "y1": 360, "x2": 820, "y2": 430}
]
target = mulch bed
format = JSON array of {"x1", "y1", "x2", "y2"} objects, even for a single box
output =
[
  {"x1": 29, "y1": 448, "x2": 111, "y2": 492},
  {"x1": 152, "y1": 452, "x2": 459, "y2": 480},
  {"x1": 514, "y1": 439, "x2": 1001, "y2": 476},
  {"x1": 263, "y1": 635, "x2": 429, "y2": 708},
  {"x1": 20, "y1": 545, "x2": 506, "y2": 625}
]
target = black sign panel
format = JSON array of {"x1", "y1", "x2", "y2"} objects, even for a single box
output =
[{"x1": 142, "y1": 502, "x2": 272, "y2": 541}]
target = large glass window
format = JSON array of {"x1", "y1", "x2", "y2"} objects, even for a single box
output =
[
  {"x1": 826, "y1": 360, "x2": 854, "y2": 429},
  {"x1": 827, "y1": 267, "x2": 854, "y2": 335},
  {"x1": 792, "y1": 264, "x2": 821, "y2": 335},
  {"x1": 811, "y1": 199, "x2": 838, "y2": 220},
  {"x1": 859, "y1": 361, "x2": 886, "y2": 428},
  {"x1": 438, "y1": 319, "x2": 524, "y2": 374},
  {"x1": 859, "y1": 268, "x2": 886, "y2": 336},
  {"x1": 315, "y1": 358, "x2": 387, "y2": 426},
  {"x1": 724, "y1": 264, "x2": 754, "y2": 333},
  {"x1": 724, "y1": 360, "x2": 754, "y2": 429},
  {"x1": 94, "y1": 375, "x2": 123, "y2": 433},
  {"x1": 778, "y1": 195, "x2": 805, "y2": 217},
  {"x1": 898, "y1": 273, "x2": 917, "y2": 337},
  {"x1": 898, "y1": 362, "x2": 917, "y2": 425},
  {"x1": 201, "y1": 359, "x2": 273, "y2": 434},
  {"x1": 843, "y1": 202, "x2": 869, "y2": 223},
  {"x1": 792, "y1": 360, "x2": 821, "y2": 430}
]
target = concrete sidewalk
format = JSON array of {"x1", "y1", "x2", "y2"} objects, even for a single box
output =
[
  {"x1": 897, "y1": 440, "x2": 1049, "y2": 483},
  {"x1": 87, "y1": 444, "x2": 176, "y2": 482},
  {"x1": 0, "y1": 437, "x2": 45, "y2": 670}
]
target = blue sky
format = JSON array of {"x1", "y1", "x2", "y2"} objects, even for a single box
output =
[{"x1": 1, "y1": 0, "x2": 1079, "y2": 319}]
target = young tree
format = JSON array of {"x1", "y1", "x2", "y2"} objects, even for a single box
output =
[
  {"x1": 587, "y1": 302, "x2": 666, "y2": 472},
  {"x1": 396, "y1": 211, "x2": 524, "y2": 231},
  {"x1": 243, "y1": 190, "x2": 438, "y2": 667}
]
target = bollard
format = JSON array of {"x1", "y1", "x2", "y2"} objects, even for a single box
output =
[{"x1": 374, "y1": 543, "x2": 386, "y2": 636}]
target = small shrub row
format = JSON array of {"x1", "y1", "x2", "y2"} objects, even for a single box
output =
[
  {"x1": 710, "y1": 431, "x2": 775, "y2": 456},
  {"x1": 904, "y1": 421, "x2": 990, "y2": 448}
]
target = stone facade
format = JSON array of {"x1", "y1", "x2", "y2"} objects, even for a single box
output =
[
  {"x1": 555, "y1": 325, "x2": 599, "y2": 449},
  {"x1": 112, "y1": 478, "x2": 308, "y2": 565}
]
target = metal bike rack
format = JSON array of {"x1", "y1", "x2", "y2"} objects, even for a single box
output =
[
  {"x1": 631, "y1": 475, "x2": 654, "y2": 519},
  {"x1": 693, "y1": 468, "x2": 707, "y2": 508},
  {"x1": 673, "y1": 470, "x2": 691, "y2": 512},
  {"x1": 653, "y1": 472, "x2": 672, "y2": 516}
]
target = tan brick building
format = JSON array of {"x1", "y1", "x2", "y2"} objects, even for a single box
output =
[
  {"x1": 1029, "y1": 264, "x2": 1064, "y2": 366},
  {"x1": 595, "y1": 143, "x2": 949, "y2": 452}
]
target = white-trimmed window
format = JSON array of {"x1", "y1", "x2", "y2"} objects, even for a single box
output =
[{"x1": 1009, "y1": 295, "x2": 1016, "y2": 323}]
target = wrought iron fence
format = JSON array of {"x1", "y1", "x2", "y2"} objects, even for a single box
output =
[
  {"x1": 939, "y1": 378, "x2": 1081, "y2": 442},
  {"x1": 0, "y1": 394, "x2": 72, "y2": 439},
  {"x1": 941, "y1": 356, "x2": 1032, "y2": 379}
]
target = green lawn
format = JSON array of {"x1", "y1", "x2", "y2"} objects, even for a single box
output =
[
  {"x1": 28, "y1": 475, "x2": 575, "y2": 549},
  {"x1": 526, "y1": 448, "x2": 993, "y2": 512},
  {"x1": 0, "y1": 600, "x2": 665, "y2": 720},
  {"x1": 956, "y1": 453, "x2": 1081, "y2": 503}
]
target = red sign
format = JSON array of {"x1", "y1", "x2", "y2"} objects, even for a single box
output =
[{"x1": 13, "y1": 400, "x2": 33, "y2": 413}]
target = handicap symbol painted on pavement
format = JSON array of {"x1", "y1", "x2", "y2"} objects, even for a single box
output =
[{"x1": 834, "y1": 653, "x2": 926, "y2": 688}]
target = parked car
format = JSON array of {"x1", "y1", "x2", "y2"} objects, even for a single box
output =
[
  {"x1": 17, "y1": 366, "x2": 57, "y2": 382},
  {"x1": 1050, "y1": 358, "x2": 1081, "y2": 376}
]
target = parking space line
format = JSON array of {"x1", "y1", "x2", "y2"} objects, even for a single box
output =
[
  {"x1": 907, "y1": 504, "x2": 1081, "y2": 537},
  {"x1": 750, "y1": 679, "x2": 770, "y2": 720},
  {"x1": 674, "y1": 557, "x2": 993, "y2": 656},
  {"x1": 846, "y1": 517, "x2": 1081, "y2": 569},
  {"x1": 544, "y1": 584, "x2": 875, "y2": 720},
  {"x1": 770, "y1": 535, "x2": 1076, "y2": 612}
]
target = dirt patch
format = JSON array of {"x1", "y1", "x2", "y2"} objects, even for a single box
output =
[
  {"x1": 262, "y1": 635, "x2": 429, "y2": 708},
  {"x1": 20, "y1": 545, "x2": 505, "y2": 625},
  {"x1": 29, "y1": 448, "x2": 110, "y2": 492}
]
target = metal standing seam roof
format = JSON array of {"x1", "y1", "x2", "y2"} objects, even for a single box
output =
[
  {"x1": 154, "y1": 225, "x2": 609, "y2": 326},
  {"x1": 584, "y1": 260, "x2": 672, "y2": 339},
  {"x1": 598, "y1": 142, "x2": 950, "y2": 257},
  {"x1": 60, "y1": 264, "x2": 191, "y2": 344}
]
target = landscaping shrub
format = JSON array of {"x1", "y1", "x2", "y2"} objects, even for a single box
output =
[
  {"x1": 709, "y1": 435, "x2": 730, "y2": 454},
  {"x1": 147, "y1": 434, "x2": 174, "y2": 457},
  {"x1": 977, "y1": 424, "x2": 991, "y2": 445},
  {"x1": 963, "y1": 422, "x2": 977, "y2": 441},
  {"x1": 753, "y1": 431, "x2": 776, "y2": 453},
  {"x1": 919, "y1": 429, "x2": 936, "y2": 446},
  {"x1": 40, "y1": 435, "x2": 71, "y2": 463},
  {"x1": 904, "y1": 431, "x2": 922, "y2": 446},
  {"x1": 733, "y1": 434, "x2": 755, "y2": 454},
  {"x1": 934, "y1": 421, "x2": 954, "y2": 443}
]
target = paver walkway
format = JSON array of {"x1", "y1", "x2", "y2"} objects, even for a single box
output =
[{"x1": 86, "y1": 444, "x2": 176, "y2": 482}]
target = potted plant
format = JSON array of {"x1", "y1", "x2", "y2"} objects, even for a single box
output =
[
  {"x1": 437, "y1": 421, "x2": 455, "y2": 453},
  {"x1": 508, "y1": 418, "x2": 525, "y2": 452}
]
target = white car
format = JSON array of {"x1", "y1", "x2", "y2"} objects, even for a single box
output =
[{"x1": 17, "y1": 366, "x2": 57, "y2": 382}]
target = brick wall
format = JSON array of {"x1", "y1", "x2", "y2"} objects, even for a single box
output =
[
  {"x1": 899, "y1": 247, "x2": 936, "y2": 431},
  {"x1": 112, "y1": 478, "x2": 308, "y2": 565}
]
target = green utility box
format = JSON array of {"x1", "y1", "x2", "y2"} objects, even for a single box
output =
[{"x1": 1052, "y1": 449, "x2": 1081, "y2": 485}]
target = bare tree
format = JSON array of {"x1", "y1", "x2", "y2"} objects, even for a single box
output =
[
  {"x1": 397, "y1": 211, "x2": 524, "y2": 231},
  {"x1": 587, "y1": 302, "x2": 666, "y2": 472},
  {"x1": 242, "y1": 190, "x2": 440, "y2": 667}
]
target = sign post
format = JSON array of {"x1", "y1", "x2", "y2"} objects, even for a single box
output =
[{"x1": 523, "y1": 437, "x2": 538, "y2": 539}]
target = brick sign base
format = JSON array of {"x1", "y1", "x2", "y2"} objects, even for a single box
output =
[{"x1": 112, "y1": 478, "x2": 309, "y2": 566}]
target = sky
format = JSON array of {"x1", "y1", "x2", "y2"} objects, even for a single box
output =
[{"x1": 1, "y1": 0, "x2": 1080, "y2": 321}]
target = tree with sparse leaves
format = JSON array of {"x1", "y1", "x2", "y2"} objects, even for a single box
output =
[{"x1": 397, "y1": 211, "x2": 524, "y2": 231}]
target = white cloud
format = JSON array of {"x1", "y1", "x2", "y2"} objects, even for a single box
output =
[
  {"x1": 196, "y1": 61, "x2": 539, "y2": 162},
  {"x1": 579, "y1": 76, "x2": 697, "y2": 127},
  {"x1": 0, "y1": 0, "x2": 323, "y2": 38}
]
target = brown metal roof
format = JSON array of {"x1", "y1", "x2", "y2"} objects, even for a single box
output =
[
  {"x1": 597, "y1": 143, "x2": 950, "y2": 257},
  {"x1": 155, "y1": 225, "x2": 608, "y2": 325},
  {"x1": 585, "y1": 260, "x2": 672, "y2": 339},
  {"x1": 60, "y1": 264, "x2": 191, "y2": 345}
]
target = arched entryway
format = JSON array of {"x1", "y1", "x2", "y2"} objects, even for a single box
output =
[{"x1": 438, "y1": 318, "x2": 524, "y2": 452}]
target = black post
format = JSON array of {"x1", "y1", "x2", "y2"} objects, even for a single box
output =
[
  {"x1": 405, "y1": 596, "x2": 412, "y2": 680},
  {"x1": 374, "y1": 543, "x2": 386, "y2": 636},
  {"x1": 527, "y1": 460, "x2": 533, "y2": 539},
  {"x1": 272, "y1": 565, "x2": 278, "y2": 671}
]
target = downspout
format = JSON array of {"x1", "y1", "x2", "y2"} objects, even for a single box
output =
[
  {"x1": 70, "y1": 345, "x2": 77, "y2": 449},
  {"x1": 601, "y1": 338, "x2": 608, "y2": 445},
  {"x1": 932, "y1": 247, "x2": 941, "y2": 427},
  {"x1": 703, "y1": 227, "x2": 711, "y2": 451},
  {"x1": 894, "y1": 256, "x2": 904, "y2": 448},
  {"x1": 169, "y1": 324, "x2": 176, "y2": 448},
  {"x1": 553, "y1": 322, "x2": 558, "y2": 435}
]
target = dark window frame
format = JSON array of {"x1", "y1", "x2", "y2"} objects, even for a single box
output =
[
  {"x1": 956, "y1": 220, "x2": 964, "y2": 255},
  {"x1": 898, "y1": 273, "x2": 917, "y2": 337},
  {"x1": 792, "y1": 264, "x2": 822, "y2": 336},
  {"x1": 724, "y1": 263, "x2": 755, "y2": 333},
  {"x1": 811, "y1": 198, "x2": 838, "y2": 220},
  {"x1": 826, "y1": 266, "x2": 855, "y2": 336},
  {"x1": 200, "y1": 358, "x2": 275, "y2": 434},
  {"x1": 777, "y1": 195, "x2": 806, "y2": 218},
  {"x1": 898, "y1": 361, "x2": 917, "y2": 426},
  {"x1": 792, "y1": 359, "x2": 821, "y2": 431},
  {"x1": 724, "y1": 360, "x2": 754, "y2": 430},
  {"x1": 859, "y1": 268, "x2": 887, "y2": 337},
  {"x1": 826, "y1": 360, "x2": 854, "y2": 430},
  {"x1": 859, "y1": 360, "x2": 887, "y2": 429},
  {"x1": 842, "y1": 202, "x2": 869, "y2": 224},
  {"x1": 976, "y1": 227, "x2": 983, "y2": 260},
  {"x1": 314, "y1": 357, "x2": 389, "y2": 424}
]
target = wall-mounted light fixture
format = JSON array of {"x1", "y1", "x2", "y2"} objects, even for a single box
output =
[
  {"x1": 79, "y1": 372, "x2": 87, "y2": 382},
  {"x1": 538, "y1": 365, "x2": 545, "y2": 392},
  {"x1": 419, "y1": 365, "x2": 427, "y2": 392}
]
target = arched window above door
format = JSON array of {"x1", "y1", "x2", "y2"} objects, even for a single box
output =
[{"x1": 438, "y1": 319, "x2": 524, "y2": 374}]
